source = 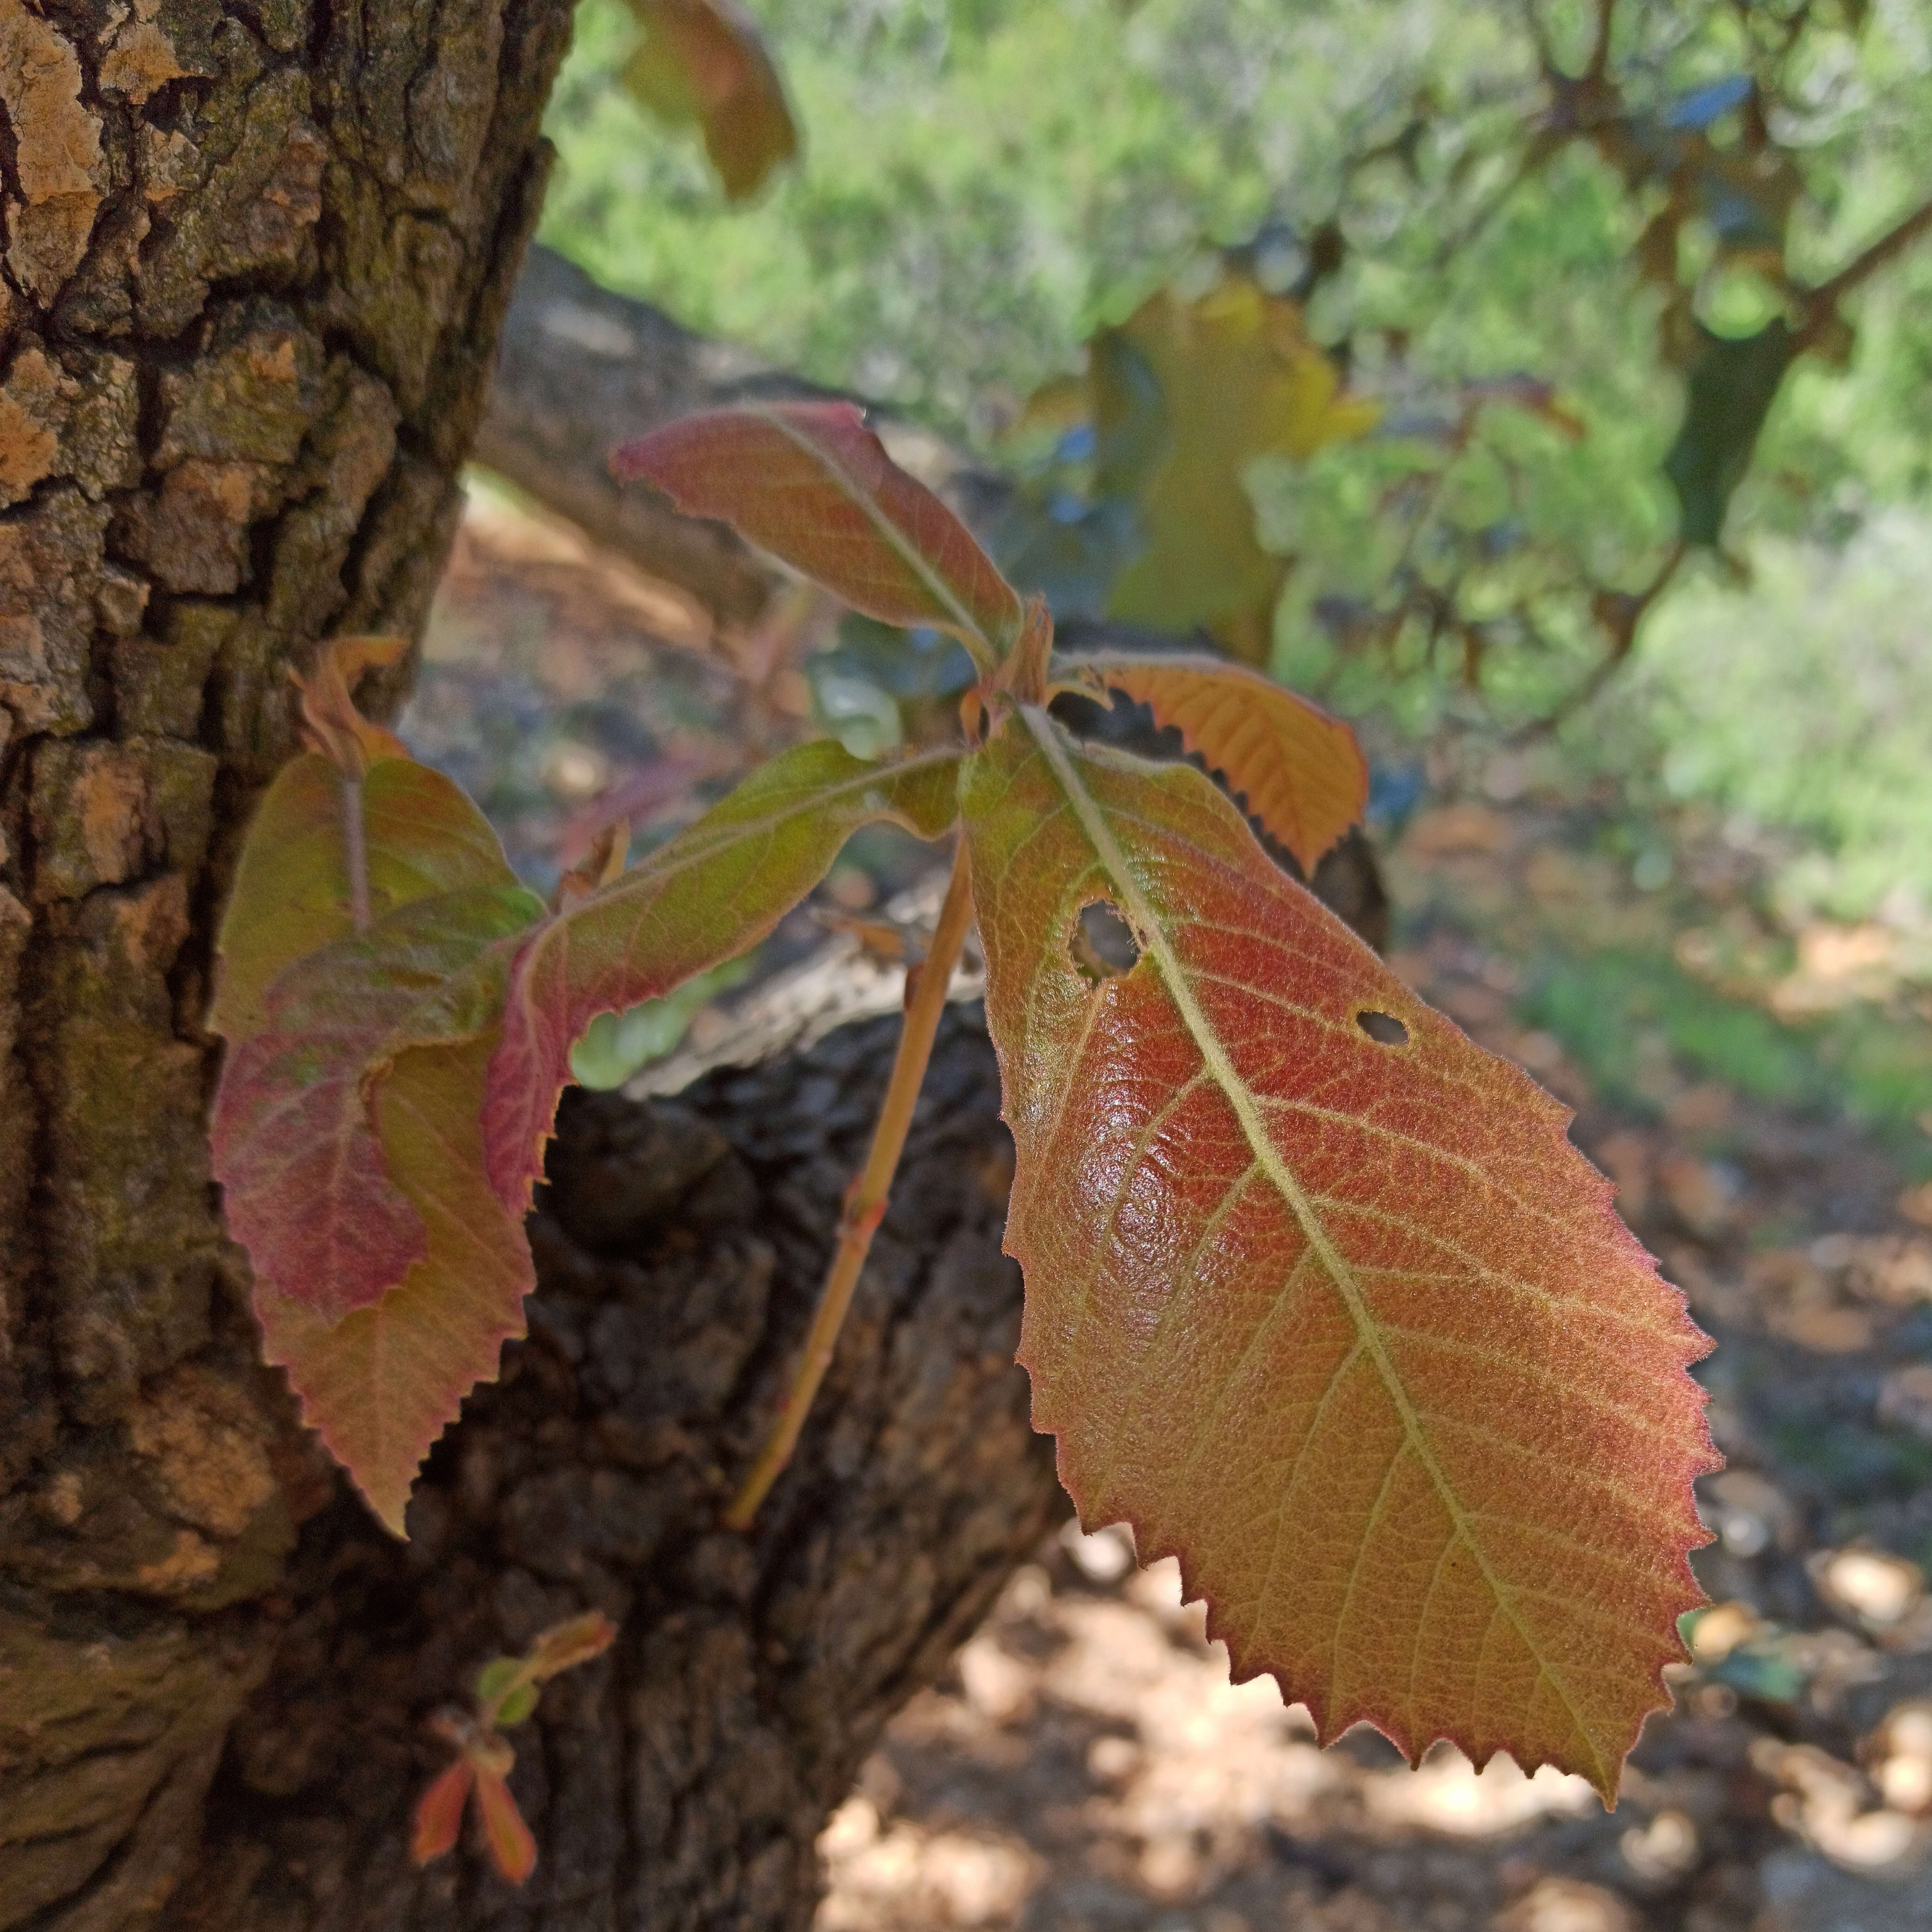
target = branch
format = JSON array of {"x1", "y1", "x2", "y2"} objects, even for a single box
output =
[
  {"x1": 1585, "y1": 0, "x2": 1617, "y2": 81},
  {"x1": 1514, "y1": 544, "x2": 1686, "y2": 740},
  {"x1": 1805, "y1": 195, "x2": 1932, "y2": 317}
]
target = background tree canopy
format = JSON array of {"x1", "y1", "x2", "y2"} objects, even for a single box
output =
[{"x1": 536, "y1": 0, "x2": 1932, "y2": 922}]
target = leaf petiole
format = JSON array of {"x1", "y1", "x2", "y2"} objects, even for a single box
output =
[
  {"x1": 723, "y1": 837, "x2": 977, "y2": 1528},
  {"x1": 341, "y1": 775, "x2": 371, "y2": 931}
]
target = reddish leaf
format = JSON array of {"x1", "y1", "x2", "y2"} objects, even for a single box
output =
[
  {"x1": 522, "y1": 1610, "x2": 619, "y2": 1681},
  {"x1": 1056, "y1": 652, "x2": 1367, "y2": 874},
  {"x1": 474, "y1": 1763, "x2": 538, "y2": 1886},
  {"x1": 484, "y1": 740, "x2": 961, "y2": 1212},
  {"x1": 253, "y1": 1030, "x2": 535, "y2": 1534},
  {"x1": 611, "y1": 404, "x2": 1022, "y2": 668},
  {"x1": 962, "y1": 710, "x2": 1716, "y2": 1799},
  {"x1": 620, "y1": 0, "x2": 798, "y2": 201},
  {"x1": 211, "y1": 726, "x2": 542, "y2": 1529},
  {"x1": 411, "y1": 1758, "x2": 474, "y2": 1866},
  {"x1": 212, "y1": 884, "x2": 543, "y2": 1323}
]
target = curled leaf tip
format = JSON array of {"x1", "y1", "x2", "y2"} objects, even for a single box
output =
[
  {"x1": 553, "y1": 818, "x2": 631, "y2": 911},
  {"x1": 291, "y1": 635, "x2": 411, "y2": 778}
]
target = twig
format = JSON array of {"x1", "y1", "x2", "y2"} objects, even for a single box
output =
[
  {"x1": 1514, "y1": 543, "x2": 1685, "y2": 740},
  {"x1": 1802, "y1": 195, "x2": 1932, "y2": 325},
  {"x1": 1585, "y1": 0, "x2": 1617, "y2": 81},
  {"x1": 722, "y1": 839, "x2": 978, "y2": 1529}
]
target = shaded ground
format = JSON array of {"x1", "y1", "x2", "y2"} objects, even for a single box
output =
[{"x1": 403, "y1": 485, "x2": 1932, "y2": 1932}]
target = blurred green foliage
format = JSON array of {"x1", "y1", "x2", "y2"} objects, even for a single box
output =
[
  {"x1": 1519, "y1": 943, "x2": 1932, "y2": 1153},
  {"x1": 1593, "y1": 515, "x2": 1932, "y2": 921},
  {"x1": 539, "y1": 0, "x2": 1932, "y2": 917}
]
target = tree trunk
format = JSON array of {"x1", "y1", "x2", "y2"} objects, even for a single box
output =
[
  {"x1": 0, "y1": 17, "x2": 1388, "y2": 1926},
  {"x1": 0, "y1": 2, "x2": 579, "y2": 1921},
  {"x1": 166, "y1": 1007, "x2": 1064, "y2": 1931}
]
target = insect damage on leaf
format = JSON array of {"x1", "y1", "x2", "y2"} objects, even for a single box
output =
[
  {"x1": 611, "y1": 401, "x2": 1023, "y2": 668},
  {"x1": 962, "y1": 708, "x2": 1718, "y2": 1800}
]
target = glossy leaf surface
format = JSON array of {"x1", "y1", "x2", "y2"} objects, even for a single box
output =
[
  {"x1": 484, "y1": 740, "x2": 961, "y2": 1211},
  {"x1": 611, "y1": 402, "x2": 1021, "y2": 666},
  {"x1": 1057, "y1": 652, "x2": 1367, "y2": 874},
  {"x1": 962, "y1": 711, "x2": 1716, "y2": 1797}
]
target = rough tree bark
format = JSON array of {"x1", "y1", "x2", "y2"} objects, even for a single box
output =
[
  {"x1": 0, "y1": 2, "x2": 584, "y2": 1921},
  {"x1": 0, "y1": 10, "x2": 1078, "y2": 1929},
  {"x1": 166, "y1": 1008, "x2": 1064, "y2": 1931}
]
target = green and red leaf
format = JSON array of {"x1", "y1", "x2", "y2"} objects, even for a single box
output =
[
  {"x1": 212, "y1": 885, "x2": 541, "y2": 1323},
  {"x1": 1056, "y1": 652, "x2": 1367, "y2": 874},
  {"x1": 473, "y1": 1762, "x2": 538, "y2": 1885},
  {"x1": 612, "y1": 403, "x2": 1022, "y2": 667},
  {"x1": 211, "y1": 649, "x2": 547, "y2": 1531},
  {"x1": 962, "y1": 710, "x2": 1716, "y2": 1798},
  {"x1": 252, "y1": 1029, "x2": 535, "y2": 1534},
  {"x1": 211, "y1": 754, "x2": 527, "y2": 1043},
  {"x1": 484, "y1": 739, "x2": 962, "y2": 1211}
]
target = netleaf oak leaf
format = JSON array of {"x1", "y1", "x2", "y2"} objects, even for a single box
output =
[
  {"x1": 212, "y1": 884, "x2": 543, "y2": 1323},
  {"x1": 1054, "y1": 651, "x2": 1367, "y2": 874},
  {"x1": 253, "y1": 1029, "x2": 536, "y2": 1535},
  {"x1": 611, "y1": 402, "x2": 1022, "y2": 668},
  {"x1": 211, "y1": 732, "x2": 545, "y2": 1532},
  {"x1": 961, "y1": 709, "x2": 1717, "y2": 1800},
  {"x1": 211, "y1": 753, "x2": 530, "y2": 1043},
  {"x1": 484, "y1": 739, "x2": 962, "y2": 1212}
]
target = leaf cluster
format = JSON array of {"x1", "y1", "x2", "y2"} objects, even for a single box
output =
[{"x1": 212, "y1": 401, "x2": 1716, "y2": 1833}]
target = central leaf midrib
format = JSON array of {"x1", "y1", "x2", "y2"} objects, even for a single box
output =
[
  {"x1": 1018, "y1": 706, "x2": 1606, "y2": 1786},
  {"x1": 759, "y1": 407, "x2": 1010, "y2": 667}
]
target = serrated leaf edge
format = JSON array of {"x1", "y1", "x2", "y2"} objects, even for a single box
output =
[{"x1": 1015, "y1": 702, "x2": 1650, "y2": 1798}]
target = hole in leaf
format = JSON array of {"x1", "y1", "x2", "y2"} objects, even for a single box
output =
[
  {"x1": 1071, "y1": 900, "x2": 1141, "y2": 983},
  {"x1": 1356, "y1": 1010, "x2": 1409, "y2": 1047}
]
